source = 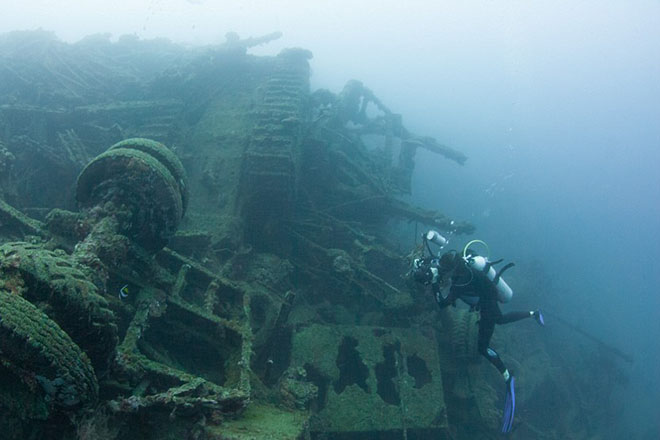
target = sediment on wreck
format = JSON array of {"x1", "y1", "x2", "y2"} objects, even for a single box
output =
[{"x1": 0, "y1": 30, "x2": 625, "y2": 440}]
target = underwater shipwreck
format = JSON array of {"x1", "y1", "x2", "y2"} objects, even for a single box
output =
[{"x1": 0, "y1": 31, "x2": 626, "y2": 439}]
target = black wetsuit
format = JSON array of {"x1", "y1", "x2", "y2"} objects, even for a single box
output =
[{"x1": 433, "y1": 258, "x2": 531, "y2": 374}]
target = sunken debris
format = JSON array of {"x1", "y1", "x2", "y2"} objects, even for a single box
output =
[{"x1": 0, "y1": 31, "x2": 621, "y2": 440}]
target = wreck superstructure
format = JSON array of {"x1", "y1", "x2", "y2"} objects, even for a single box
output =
[{"x1": 0, "y1": 31, "x2": 622, "y2": 440}]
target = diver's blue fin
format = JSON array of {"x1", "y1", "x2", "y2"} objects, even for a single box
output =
[
  {"x1": 501, "y1": 376, "x2": 516, "y2": 433},
  {"x1": 534, "y1": 310, "x2": 545, "y2": 326}
]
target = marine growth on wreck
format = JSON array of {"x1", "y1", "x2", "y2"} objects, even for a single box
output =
[{"x1": 0, "y1": 31, "x2": 625, "y2": 440}]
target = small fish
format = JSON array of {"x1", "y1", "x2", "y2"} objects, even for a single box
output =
[{"x1": 119, "y1": 284, "x2": 129, "y2": 300}]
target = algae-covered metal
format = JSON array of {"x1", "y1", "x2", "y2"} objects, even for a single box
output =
[{"x1": 0, "y1": 30, "x2": 616, "y2": 440}]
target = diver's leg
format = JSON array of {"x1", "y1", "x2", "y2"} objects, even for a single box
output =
[
  {"x1": 497, "y1": 311, "x2": 533, "y2": 324},
  {"x1": 497, "y1": 310, "x2": 544, "y2": 325},
  {"x1": 477, "y1": 318, "x2": 507, "y2": 375},
  {"x1": 479, "y1": 311, "x2": 516, "y2": 432},
  {"x1": 488, "y1": 298, "x2": 540, "y2": 325},
  {"x1": 480, "y1": 302, "x2": 519, "y2": 432}
]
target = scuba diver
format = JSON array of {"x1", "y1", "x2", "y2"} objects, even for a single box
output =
[{"x1": 411, "y1": 230, "x2": 544, "y2": 433}]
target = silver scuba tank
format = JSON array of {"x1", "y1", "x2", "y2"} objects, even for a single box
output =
[
  {"x1": 466, "y1": 255, "x2": 513, "y2": 303},
  {"x1": 425, "y1": 230, "x2": 448, "y2": 247}
]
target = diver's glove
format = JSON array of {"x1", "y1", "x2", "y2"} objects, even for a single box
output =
[{"x1": 500, "y1": 375, "x2": 516, "y2": 433}]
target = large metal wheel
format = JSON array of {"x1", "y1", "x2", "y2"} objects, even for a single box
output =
[{"x1": 76, "y1": 138, "x2": 188, "y2": 251}]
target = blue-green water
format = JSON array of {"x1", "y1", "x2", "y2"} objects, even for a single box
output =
[
  {"x1": 2, "y1": 1, "x2": 658, "y2": 438},
  {"x1": 402, "y1": 12, "x2": 660, "y2": 438},
  {"x1": 310, "y1": 3, "x2": 660, "y2": 437}
]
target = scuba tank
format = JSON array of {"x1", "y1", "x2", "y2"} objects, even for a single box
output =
[
  {"x1": 462, "y1": 240, "x2": 514, "y2": 303},
  {"x1": 422, "y1": 230, "x2": 448, "y2": 258},
  {"x1": 425, "y1": 230, "x2": 448, "y2": 247}
]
